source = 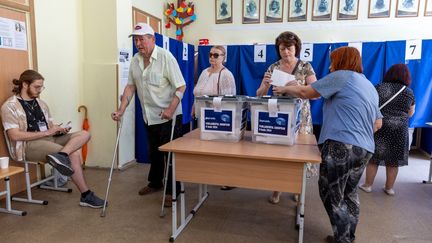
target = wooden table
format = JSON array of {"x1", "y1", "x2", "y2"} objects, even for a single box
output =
[
  {"x1": 0, "y1": 166, "x2": 26, "y2": 216},
  {"x1": 160, "y1": 129, "x2": 321, "y2": 243}
]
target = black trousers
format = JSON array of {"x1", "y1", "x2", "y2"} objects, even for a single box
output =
[
  {"x1": 145, "y1": 115, "x2": 182, "y2": 195},
  {"x1": 318, "y1": 140, "x2": 372, "y2": 243}
]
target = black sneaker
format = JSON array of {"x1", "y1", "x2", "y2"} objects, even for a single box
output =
[
  {"x1": 46, "y1": 152, "x2": 74, "y2": 176},
  {"x1": 79, "y1": 192, "x2": 106, "y2": 209}
]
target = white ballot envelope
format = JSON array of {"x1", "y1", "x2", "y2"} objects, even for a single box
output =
[{"x1": 270, "y1": 69, "x2": 296, "y2": 87}]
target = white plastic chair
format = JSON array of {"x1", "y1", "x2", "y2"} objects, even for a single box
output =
[{"x1": 3, "y1": 130, "x2": 72, "y2": 205}]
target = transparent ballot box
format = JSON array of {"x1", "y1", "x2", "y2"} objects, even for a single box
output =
[
  {"x1": 195, "y1": 95, "x2": 247, "y2": 142},
  {"x1": 248, "y1": 96, "x2": 301, "y2": 145}
]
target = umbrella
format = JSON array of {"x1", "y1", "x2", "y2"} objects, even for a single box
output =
[{"x1": 78, "y1": 105, "x2": 89, "y2": 168}]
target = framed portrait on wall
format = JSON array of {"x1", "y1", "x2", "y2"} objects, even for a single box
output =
[
  {"x1": 312, "y1": 0, "x2": 333, "y2": 21},
  {"x1": 288, "y1": 0, "x2": 308, "y2": 21},
  {"x1": 215, "y1": 0, "x2": 233, "y2": 24},
  {"x1": 425, "y1": 0, "x2": 432, "y2": 16},
  {"x1": 368, "y1": 0, "x2": 391, "y2": 18},
  {"x1": 396, "y1": 0, "x2": 419, "y2": 17},
  {"x1": 265, "y1": 0, "x2": 284, "y2": 22},
  {"x1": 337, "y1": 0, "x2": 359, "y2": 20},
  {"x1": 243, "y1": 0, "x2": 261, "y2": 24}
]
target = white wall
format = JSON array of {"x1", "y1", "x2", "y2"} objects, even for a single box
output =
[
  {"x1": 132, "y1": 0, "x2": 165, "y2": 23},
  {"x1": 176, "y1": 1, "x2": 432, "y2": 46},
  {"x1": 116, "y1": 0, "x2": 134, "y2": 168},
  {"x1": 34, "y1": 0, "x2": 431, "y2": 168},
  {"x1": 81, "y1": 0, "x2": 118, "y2": 167},
  {"x1": 34, "y1": 0, "x2": 83, "y2": 129},
  {"x1": 33, "y1": 0, "x2": 167, "y2": 168}
]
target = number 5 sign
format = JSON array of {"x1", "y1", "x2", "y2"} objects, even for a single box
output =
[
  {"x1": 300, "y1": 43, "x2": 313, "y2": 62},
  {"x1": 405, "y1": 39, "x2": 422, "y2": 61}
]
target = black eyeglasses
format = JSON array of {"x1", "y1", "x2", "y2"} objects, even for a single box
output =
[{"x1": 209, "y1": 52, "x2": 224, "y2": 58}]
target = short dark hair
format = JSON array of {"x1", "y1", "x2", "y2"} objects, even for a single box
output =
[
  {"x1": 330, "y1": 46, "x2": 363, "y2": 73},
  {"x1": 12, "y1": 70, "x2": 44, "y2": 94},
  {"x1": 383, "y1": 64, "x2": 411, "y2": 86},
  {"x1": 275, "y1": 31, "x2": 302, "y2": 59}
]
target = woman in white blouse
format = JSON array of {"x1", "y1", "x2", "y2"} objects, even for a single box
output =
[
  {"x1": 193, "y1": 45, "x2": 236, "y2": 191},
  {"x1": 193, "y1": 45, "x2": 236, "y2": 97}
]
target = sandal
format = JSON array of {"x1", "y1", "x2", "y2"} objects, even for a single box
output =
[
  {"x1": 220, "y1": 186, "x2": 236, "y2": 191},
  {"x1": 268, "y1": 195, "x2": 280, "y2": 204}
]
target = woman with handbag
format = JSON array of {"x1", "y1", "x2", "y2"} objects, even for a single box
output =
[
  {"x1": 359, "y1": 64, "x2": 415, "y2": 196},
  {"x1": 193, "y1": 45, "x2": 236, "y2": 98},
  {"x1": 193, "y1": 45, "x2": 236, "y2": 190}
]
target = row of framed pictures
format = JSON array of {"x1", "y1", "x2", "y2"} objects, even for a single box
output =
[{"x1": 216, "y1": 0, "x2": 432, "y2": 23}]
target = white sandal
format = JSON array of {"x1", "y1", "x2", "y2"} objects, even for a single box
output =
[{"x1": 268, "y1": 195, "x2": 280, "y2": 204}]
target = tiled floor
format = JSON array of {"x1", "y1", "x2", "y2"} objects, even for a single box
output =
[{"x1": 0, "y1": 150, "x2": 431, "y2": 243}]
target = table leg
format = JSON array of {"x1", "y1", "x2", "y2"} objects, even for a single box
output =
[
  {"x1": 180, "y1": 182, "x2": 185, "y2": 224},
  {"x1": 169, "y1": 154, "x2": 209, "y2": 242},
  {"x1": 296, "y1": 164, "x2": 307, "y2": 243},
  {"x1": 0, "y1": 177, "x2": 27, "y2": 216},
  {"x1": 422, "y1": 155, "x2": 432, "y2": 184}
]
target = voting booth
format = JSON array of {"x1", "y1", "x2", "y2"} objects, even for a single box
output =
[
  {"x1": 195, "y1": 96, "x2": 247, "y2": 142},
  {"x1": 248, "y1": 97, "x2": 301, "y2": 146}
]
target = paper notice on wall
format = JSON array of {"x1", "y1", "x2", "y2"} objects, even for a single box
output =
[
  {"x1": 348, "y1": 42, "x2": 363, "y2": 56},
  {"x1": 118, "y1": 48, "x2": 131, "y2": 88},
  {"x1": 0, "y1": 17, "x2": 27, "y2": 51}
]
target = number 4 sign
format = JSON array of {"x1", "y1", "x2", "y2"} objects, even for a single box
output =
[
  {"x1": 254, "y1": 44, "x2": 266, "y2": 63},
  {"x1": 405, "y1": 39, "x2": 422, "y2": 61},
  {"x1": 300, "y1": 43, "x2": 313, "y2": 62}
]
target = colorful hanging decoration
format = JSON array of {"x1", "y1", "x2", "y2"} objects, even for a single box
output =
[{"x1": 164, "y1": 0, "x2": 196, "y2": 41}]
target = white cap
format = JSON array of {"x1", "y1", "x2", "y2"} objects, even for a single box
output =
[{"x1": 129, "y1": 23, "x2": 155, "y2": 37}]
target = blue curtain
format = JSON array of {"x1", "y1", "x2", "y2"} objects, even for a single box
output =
[{"x1": 197, "y1": 40, "x2": 432, "y2": 129}]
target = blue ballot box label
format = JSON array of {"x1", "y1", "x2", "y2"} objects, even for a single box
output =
[
  {"x1": 201, "y1": 108, "x2": 234, "y2": 133},
  {"x1": 254, "y1": 110, "x2": 290, "y2": 136}
]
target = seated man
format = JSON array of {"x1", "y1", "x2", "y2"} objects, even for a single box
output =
[{"x1": 1, "y1": 69, "x2": 105, "y2": 209}]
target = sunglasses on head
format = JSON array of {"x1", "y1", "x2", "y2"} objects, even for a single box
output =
[{"x1": 209, "y1": 52, "x2": 223, "y2": 58}]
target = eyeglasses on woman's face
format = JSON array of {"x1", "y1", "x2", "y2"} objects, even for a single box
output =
[{"x1": 209, "y1": 52, "x2": 224, "y2": 59}]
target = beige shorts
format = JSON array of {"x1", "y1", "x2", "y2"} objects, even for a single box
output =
[{"x1": 25, "y1": 133, "x2": 76, "y2": 162}]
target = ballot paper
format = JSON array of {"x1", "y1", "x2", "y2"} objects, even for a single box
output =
[{"x1": 270, "y1": 69, "x2": 296, "y2": 87}]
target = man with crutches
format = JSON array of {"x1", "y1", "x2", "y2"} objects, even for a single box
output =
[{"x1": 111, "y1": 23, "x2": 185, "y2": 207}]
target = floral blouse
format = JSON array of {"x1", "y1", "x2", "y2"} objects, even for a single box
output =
[{"x1": 266, "y1": 60, "x2": 316, "y2": 134}]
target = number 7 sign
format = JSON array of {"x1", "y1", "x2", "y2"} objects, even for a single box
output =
[{"x1": 405, "y1": 39, "x2": 422, "y2": 61}]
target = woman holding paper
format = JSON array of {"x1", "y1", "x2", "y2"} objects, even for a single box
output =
[{"x1": 256, "y1": 31, "x2": 317, "y2": 204}]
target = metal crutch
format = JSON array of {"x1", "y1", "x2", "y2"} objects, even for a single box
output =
[
  {"x1": 160, "y1": 117, "x2": 177, "y2": 218},
  {"x1": 100, "y1": 96, "x2": 130, "y2": 217}
]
